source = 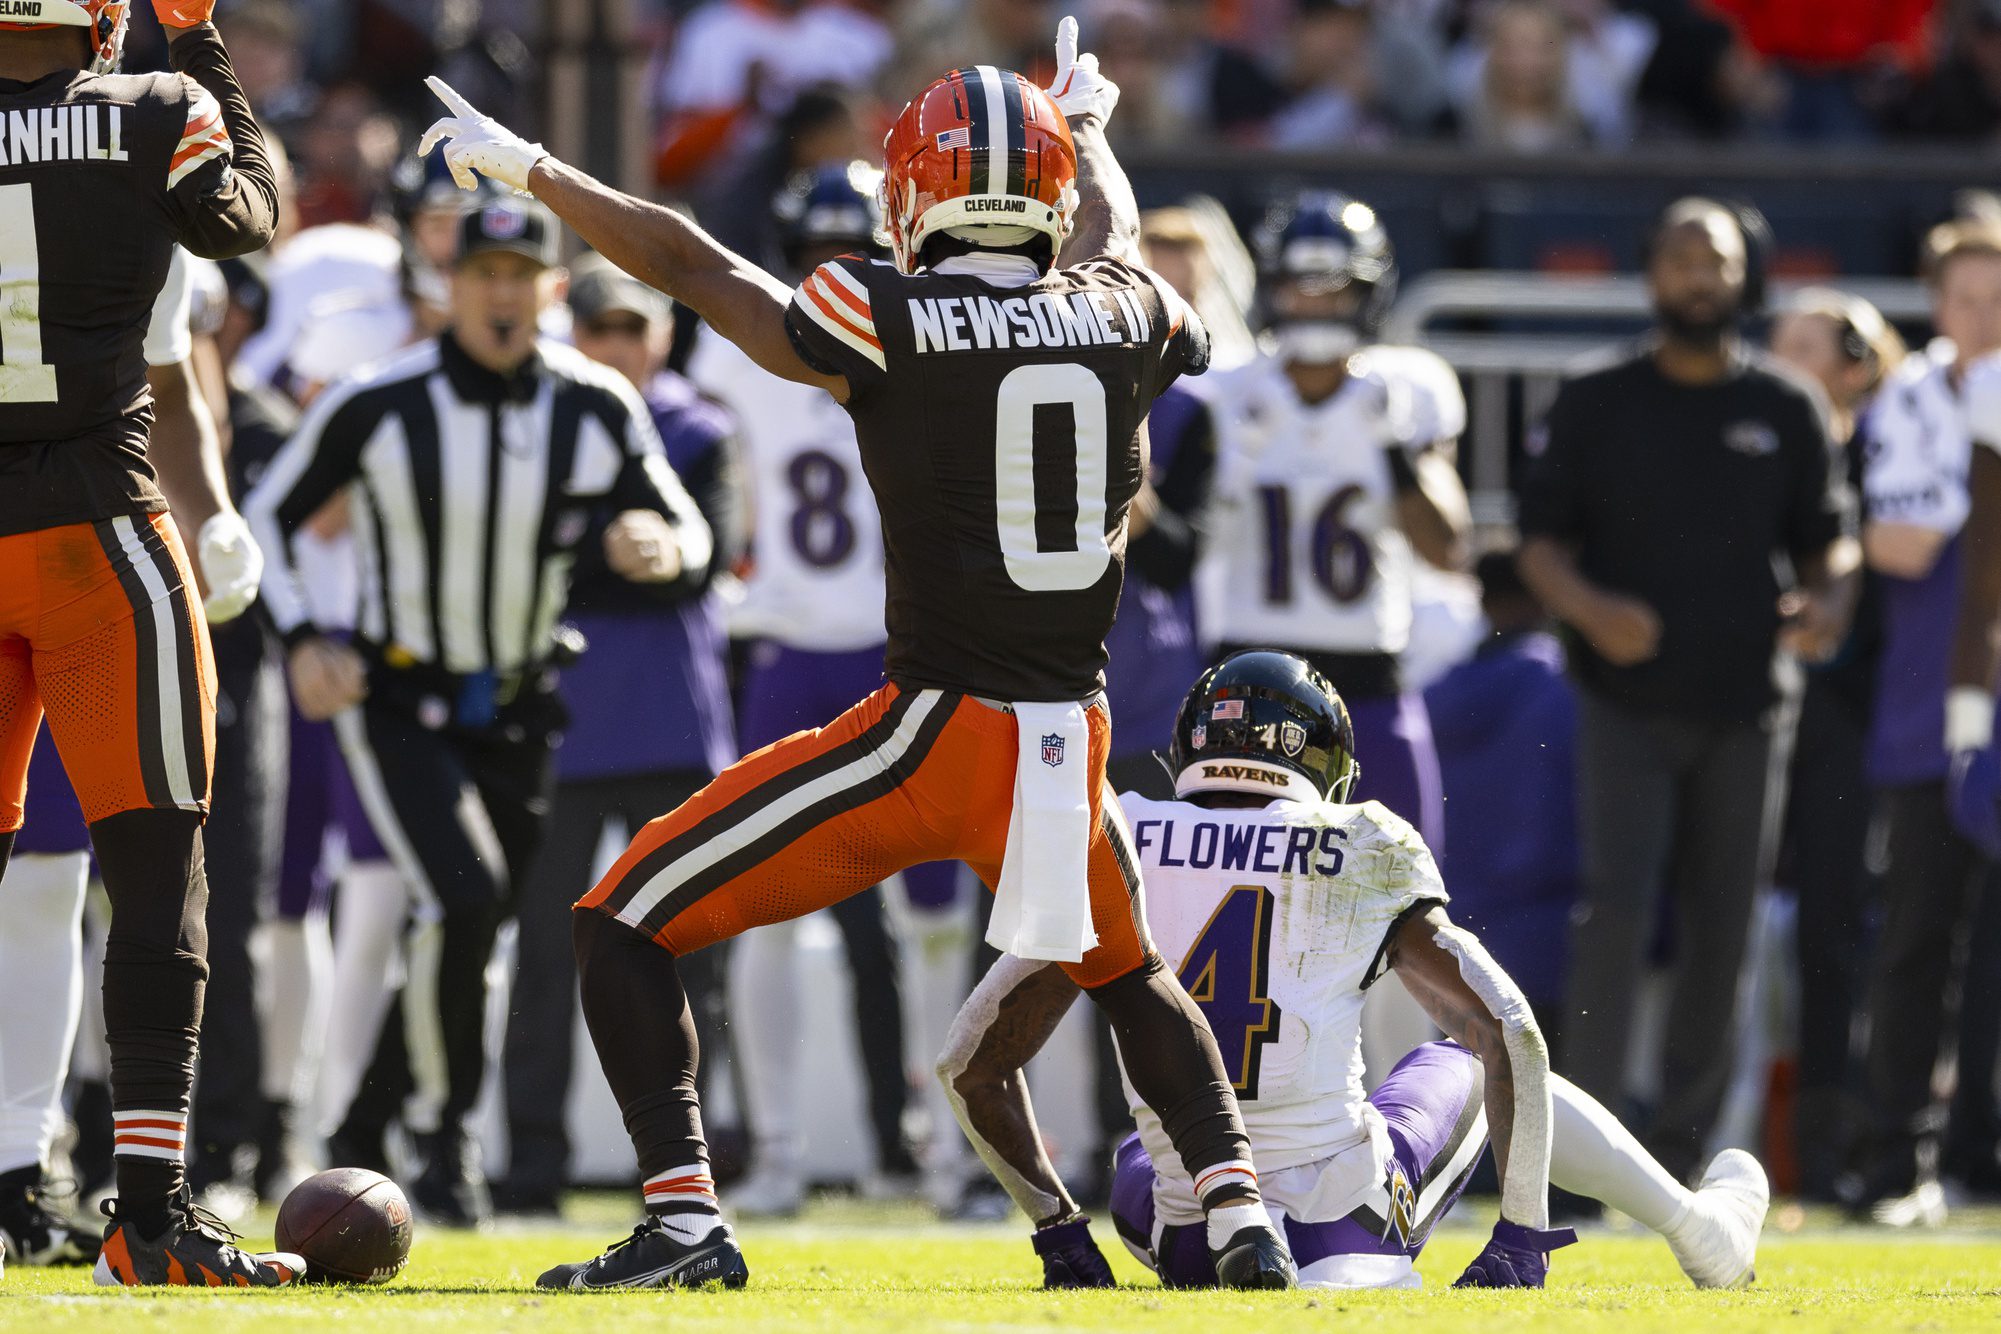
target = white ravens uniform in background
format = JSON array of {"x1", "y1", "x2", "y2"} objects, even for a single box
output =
[
  {"x1": 687, "y1": 332, "x2": 886, "y2": 650},
  {"x1": 1196, "y1": 344, "x2": 1465, "y2": 662}
]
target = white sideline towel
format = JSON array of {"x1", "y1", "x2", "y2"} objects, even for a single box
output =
[{"x1": 986, "y1": 701, "x2": 1097, "y2": 963}]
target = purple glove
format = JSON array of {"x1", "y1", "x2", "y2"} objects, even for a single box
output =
[
  {"x1": 1452, "y1": 1219, "x2": 1579, "y2": 1289},
  {"x1": 1032, "y1": 1216, "x2": 1117, "y2": 1289},
  {"x1": 1949, "y1": 745, "x2": 2001, "y2": 861}
]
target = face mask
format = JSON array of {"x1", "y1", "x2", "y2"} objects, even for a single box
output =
[{"x1": 1271, "y1": 320, "x2": 1362, "y2": 366}]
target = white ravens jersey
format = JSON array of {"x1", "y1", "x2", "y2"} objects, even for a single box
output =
[
  {"x1": 687, "y1": 330, "x2": 886, "y2": 651},
  {"x1": 1118, "y1": 794, "x2": 1447, "y2": 1209},
  {"x1": 1863, "y1": 337, "x2": 2001, "y2": 536},
  {"x1": 1196, "y1": 345, "x2": 1465, "y2": 655}
]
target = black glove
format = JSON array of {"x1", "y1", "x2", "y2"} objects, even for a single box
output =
[
  {"x1": 1032, "y1": 1216, "x2": 1117, "y2": 1289},
  {"x1": 1452, "y1": 1218, "x2": 1579, "y2": 1289}
]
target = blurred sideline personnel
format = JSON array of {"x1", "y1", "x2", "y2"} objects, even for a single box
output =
[
  {"x1": 1518, "y1": 198, "x2": 1860, "y2": 1184},
  {"x1": 689, "y1": 163, "x2": 942, "y2": 1215},
  {"x1": 1946, "y1": 236, "x2": 2001, "y2": 1205},
  {"x1": 0, "y1": 0, "x2": 288, "y2": 1288},
  {"x1": 498, "y1": 257, "x2": 745, "y2": 1216},
  {"x1": 939, "y1": 652, "x2": 1768, "y2": 1293},
  {"x1": 1765, "y1": 288, "x2": 1902, "y2": 1204},
  {"x1": 0, "y1": 247, "x2": 231, "y2": 1267},
  {"x1": 1857, "y1": 221, "x2": 2001, "y2": 1218},
  {"x1": 245, "y1": 201, "x2": 714, "y2": 1226},
  {"x1": 1421, "y1": 550, "x2": 1578, "y2": 1028},
  {"x1": 423, "y1": 18, "x2": 1300, "y2": 1289},
  {"x1": 1196, "y1": 191, "x2": 1469, "y2": 850}
]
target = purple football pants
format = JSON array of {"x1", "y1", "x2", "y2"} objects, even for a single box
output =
[
  {"x1": 1111, "y1": 1041, "x2": 1487, "y2": 1286},
  {"x1": 275, "y1": 707, "x2": 386, "y2": 919}
]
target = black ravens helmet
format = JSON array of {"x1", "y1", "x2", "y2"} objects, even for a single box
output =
[
  {"x1": 1168, "y1": 650, "x2": 1360, "y2": 805},
  {"x1": 1250, "y1": 190, "x2": 1397, "y2": 363},
  {"x1": 774, "y1": 160, "x2": 886, "y2": 270}
]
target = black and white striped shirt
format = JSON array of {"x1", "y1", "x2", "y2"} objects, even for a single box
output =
[{"x1": 246, "y1": 330, "x2": 712, "y2": 675}]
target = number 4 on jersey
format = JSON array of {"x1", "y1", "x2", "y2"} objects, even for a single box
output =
[{"x1": 1176, "y1": 885, "x2": 1283, "y2": 1099}]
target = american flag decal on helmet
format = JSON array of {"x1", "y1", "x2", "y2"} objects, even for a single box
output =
[{"x1": 935, "y1": 126, "x2": 971, "y2": 151}]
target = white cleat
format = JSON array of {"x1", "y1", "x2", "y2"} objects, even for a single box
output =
[
  {"x1": 1667, "y1": 1148, "x2": 1769, "y2": 1289},
  {"x1": 1870, "y1": 1180, "x2": 1946, "y2": 1229},
  {"x1": 727, "y1": 1167, "x2": 806, "y2": 1219}
]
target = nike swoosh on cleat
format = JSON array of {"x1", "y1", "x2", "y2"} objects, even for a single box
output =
[{"x1": 568, "y1": 1244, "x2": 737, "y2": 1290}]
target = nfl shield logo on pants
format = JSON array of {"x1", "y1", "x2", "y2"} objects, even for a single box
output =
[{"x1": 1041, "y1": 733, "x2": 1066, "y2": 767}]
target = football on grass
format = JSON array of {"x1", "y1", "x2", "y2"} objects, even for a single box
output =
[{"x1": 275, "y1": 1168, "x2": 413, "y2": 1284}]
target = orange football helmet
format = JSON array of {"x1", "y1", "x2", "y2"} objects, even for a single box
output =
[
  {"x1": 879, "y1": 66, "x2": 1078, "y2": 275},
  {"x1": 0, "y1": 0, "x2": 130, "y2": 75}
]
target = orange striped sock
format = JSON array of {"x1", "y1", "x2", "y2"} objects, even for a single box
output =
[
  {"x1": 113, "y1": 1109, "x2": 188, "y2": 1165},
  {"x1": 643, "y1": 1164, "x2": 723, "y2": 1245}
]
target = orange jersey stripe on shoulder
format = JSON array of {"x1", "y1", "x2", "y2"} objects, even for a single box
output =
[{"x1": 802, "y1": 283, "x2": 883, "y2": 350}]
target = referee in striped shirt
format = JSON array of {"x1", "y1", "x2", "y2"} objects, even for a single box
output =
[{"x1": 244, "y1": 200, "x2": 713, "y2": 1223}]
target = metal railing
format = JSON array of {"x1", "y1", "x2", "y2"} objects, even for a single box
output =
[{"x1": 1383, "y1": 271, "x2": 1933, "y2": 525}]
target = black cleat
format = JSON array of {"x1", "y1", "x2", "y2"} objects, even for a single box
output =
[
  {"x1": 0, "y1": 1172, "x2": 98, "y2": 1267},
  {"x1": 412, "y1": 1129, "x2": 492, "y2": 1229},
  {"x1": 536, "y1": 1213, "x2": 749, "y2": 1291},
  {"x1": 1212, "y1": 1224, "x2": 1297, "y2": 1290}
]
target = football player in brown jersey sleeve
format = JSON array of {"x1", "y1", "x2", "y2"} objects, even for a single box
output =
[
  {"x1": 423, "y1": 17, "x2": 1296, "y2": 1292},
  {"x1": 0, "y1": 0, "x2": 296, "y2": 1288}
]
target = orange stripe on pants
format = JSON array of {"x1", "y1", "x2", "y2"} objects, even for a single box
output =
[
  {"x1": 579, "y1": 684, "x2": 1151, "y2": 990},
  {"x1": 0, "y1": 514, "x2": 216, "y2": 831}
]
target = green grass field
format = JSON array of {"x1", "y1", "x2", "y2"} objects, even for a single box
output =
[{"x1": 2, "y1": 1195, "x2": 1997, "y2": 1332}]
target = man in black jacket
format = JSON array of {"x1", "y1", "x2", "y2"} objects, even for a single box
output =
[{"x1": 1518, "y1": 197, "x2": 1860, "y2": 1184}]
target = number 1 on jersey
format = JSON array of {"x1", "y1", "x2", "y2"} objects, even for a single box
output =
[
  {"x1": 0, "y1": 183, "x2": 59, "y2": 404},
  {"x1": 1176, "y1": 885, "x2": 1283, "y2": 1100}
]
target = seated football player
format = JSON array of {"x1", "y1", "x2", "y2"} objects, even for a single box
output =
[{"x1": 939, "y1": 650, "x2": 1770, "y2": 1291}]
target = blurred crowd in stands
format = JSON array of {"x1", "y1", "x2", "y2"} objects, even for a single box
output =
[{"x1": 106, "y1": 3, "x2": 2001, "y2": 246}]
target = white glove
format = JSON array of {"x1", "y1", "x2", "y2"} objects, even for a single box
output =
[
  {"x1": 198, "y1": 510, "x2": 263, "y2": 624},
  {"x1": 1046, "y1": 15, "x2": 1119, "y2": 125},
  {"x1": 419, "y1": 77, "x2": 548, "y2": 194},
  {"x1": 1948, "y1": 684, "x2": 1997, "y2": 754}
]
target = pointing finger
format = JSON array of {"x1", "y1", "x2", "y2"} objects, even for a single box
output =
[
  {"x1": 426, "y1": 75, "x2": 482, "y2": 120},
  {"x1": 1054, "y1": 15, "x2": 1078, "y2": 73}
]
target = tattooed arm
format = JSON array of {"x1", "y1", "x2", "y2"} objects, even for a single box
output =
[
  {"x1": 936, "y1": 956, "x2": 1086, "y2": 1224},
  {"x1": 1389, "y1": 904, "x2": 1552, "y2": 1229}
]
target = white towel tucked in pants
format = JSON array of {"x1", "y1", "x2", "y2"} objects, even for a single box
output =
[{"x1": 986, "y1": 701, "x2": 1097, "y2": 963}]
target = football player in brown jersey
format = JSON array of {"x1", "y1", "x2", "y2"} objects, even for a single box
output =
[
  {"x1": 0, "y1": 0, "x2": 296, "y2": 1287},
  {"x1": 423, "y1": 18, "x2": 1295, "y2": 1291}
]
